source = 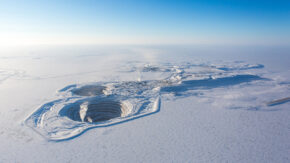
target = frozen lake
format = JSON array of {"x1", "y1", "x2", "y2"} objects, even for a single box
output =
[{"x1": 0, "y1": 45, "x2": 289, "y2": 162}]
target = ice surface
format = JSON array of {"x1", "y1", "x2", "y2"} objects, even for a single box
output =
[
  {"x1": 0, "y1": 69, "x2": 24, "y2": 83},
  {"x1": 0, "y1": 46, "x2": 289, "y2": 162}
]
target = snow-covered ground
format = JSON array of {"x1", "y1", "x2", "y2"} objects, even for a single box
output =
[{"x1": 0, "y1": 45, "x2": 289, "y2": 162}]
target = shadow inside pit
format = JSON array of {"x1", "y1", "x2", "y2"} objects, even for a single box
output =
[
  {"x1": 59, "y1": 99, "x2": 124, "y2": 123},
  {"x1": 161, "y1": 74, "x2": 265, "y2": 95}
]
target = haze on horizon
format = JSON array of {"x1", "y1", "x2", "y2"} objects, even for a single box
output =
[{"x1": 0, "y1": 0, "x2": 289, "y2": 46}]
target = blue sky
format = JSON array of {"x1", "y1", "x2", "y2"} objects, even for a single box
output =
[{"x1": 0, "y1": 0, "x2": 289, "y2": 45}]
